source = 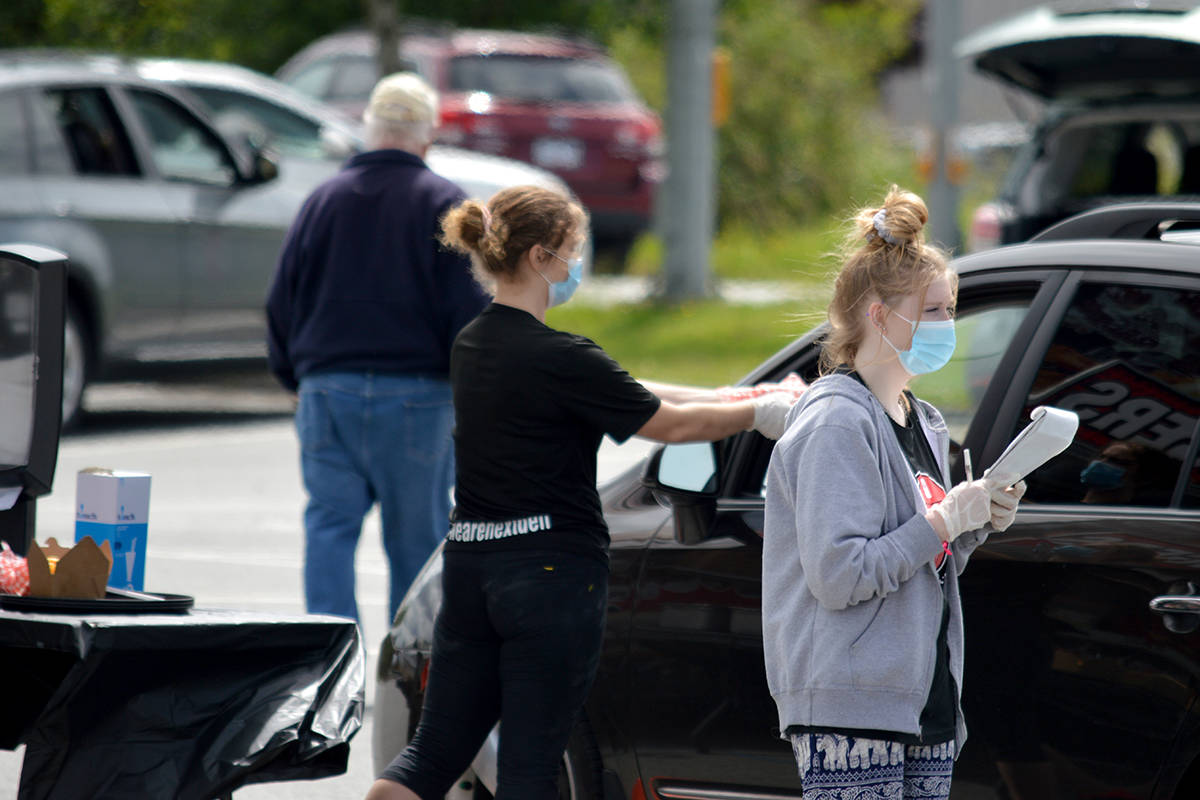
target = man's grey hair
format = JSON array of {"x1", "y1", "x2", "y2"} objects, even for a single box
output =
[
  {"x1": 363, "y1": 71, "x2": 439, "y2": 153},
  {"x1": 364, "y1": 112, "x2": 434, "y2": 153}
]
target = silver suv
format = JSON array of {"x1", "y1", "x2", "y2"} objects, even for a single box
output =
[
  {"x1": 960, "y1": 2, "x2": 1200, "y2": 250},
  {"x1": 0, "y1": 52, "x2": 572, "y2": 428}
]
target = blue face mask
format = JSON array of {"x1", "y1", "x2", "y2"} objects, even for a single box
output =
[
  {"x1": 879, "y1": 309, "x2": 956, "y2": 375},
  {"x1": 1080, "y1": 460, "x2": 1126, "y2": 489},
  {"x1": 539, "y1": 247, "x2": 584, "y2": 308}
]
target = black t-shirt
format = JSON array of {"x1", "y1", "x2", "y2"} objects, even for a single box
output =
[
  {"x1": 445, "y1": 303, "x2": 661, "y2": 564},
  {"x1": 889, "y1": 389, "x2": 957, "y2": 747}
]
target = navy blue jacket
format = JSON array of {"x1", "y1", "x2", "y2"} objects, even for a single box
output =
[{"x1": 266, "y1": 149, "x2": 488, "y2": 392}]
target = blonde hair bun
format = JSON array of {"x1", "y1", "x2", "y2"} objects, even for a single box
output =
[
  {"x1": 441, "y1": 200, "x2": 489, "y2": 254},
  {"x1": 856, "y1": 186, "x2": 929, "y2": 250}
]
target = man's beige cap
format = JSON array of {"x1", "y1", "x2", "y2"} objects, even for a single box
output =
[{"x1": 365, "y1": 72, "x2": 438, "y2": 123}]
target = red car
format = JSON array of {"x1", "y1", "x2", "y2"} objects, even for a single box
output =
[{"x1": 277, "y1": 28, "x2": 664, "y2": 258}]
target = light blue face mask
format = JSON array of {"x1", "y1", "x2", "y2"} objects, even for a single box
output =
[
  {"x1": 539, "y1": 247, "x2": 584, "y2": 308},
  {"x1": 879, "y1": 309, "x2": 956, "y2": 375}
]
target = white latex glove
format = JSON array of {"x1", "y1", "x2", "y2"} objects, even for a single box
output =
[
  {"x1": 984, "y1": 473, "x2": 1027, "y2": 532},
  {"x1": 749, "y1": 391, "x2": 795, "y2": 440},
  {"x1": 931, "y1": 479, "x2": 992, "y2": 542}
]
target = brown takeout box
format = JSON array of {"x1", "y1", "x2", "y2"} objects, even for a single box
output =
[{"x1": 27, "y1": 537, "x2": 113, "y2": 599}]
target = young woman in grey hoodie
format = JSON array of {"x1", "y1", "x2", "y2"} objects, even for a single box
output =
[{"x1": 762, "y1": 186, "x2": 1027, "y2": 799}]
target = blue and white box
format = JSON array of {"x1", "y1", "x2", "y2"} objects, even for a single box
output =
[{"x1": 75, "y1": 469, "x2": 151, "y2": 592}]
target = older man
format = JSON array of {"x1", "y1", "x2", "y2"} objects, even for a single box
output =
[{"x1": 267, "y1": 73, "x2": 487, "y2": 622}]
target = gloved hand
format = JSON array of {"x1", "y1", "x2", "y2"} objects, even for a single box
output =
[
  {"x1": 719, "y1": 372, "x2": 808, "y2": 402},
  {"x1": 984, "y1": 472, "x2": 1027, "y2": 532},
  {"x1": 931, "y1": 479, "x2": 992, "y2": 542},
  {"x1": 749, "y1": 391, "x2": 795, "y2": 440}
]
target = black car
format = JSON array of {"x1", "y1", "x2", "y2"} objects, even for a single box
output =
[
  {"x1": 960, "y1": 3, "x2": 1200, "y2": 252},
  {"x1": 374, "y1": 204, "x2": 1200, "y2": 800}
]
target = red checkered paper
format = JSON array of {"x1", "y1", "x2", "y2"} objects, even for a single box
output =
[
  {"x1": 0, "y1": 541, "x2": 29, "y2": 596},
  {"x1": 716, "y1": 372, "x2": 808, "y2": 402}
]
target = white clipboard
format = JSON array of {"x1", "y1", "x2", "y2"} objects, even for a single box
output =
[{"x1": 986, "y1": 406, "x2": 1079, "y2": 485}]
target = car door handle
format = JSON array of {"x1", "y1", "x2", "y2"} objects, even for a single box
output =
[{"x1": 1150, "y1": 596, "x2": 1200, "y2": 614}]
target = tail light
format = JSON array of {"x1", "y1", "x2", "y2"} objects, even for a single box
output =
[
  {"x1": 614, "y1": 116, "x2": 666, "y2": 185},
  {"x1": 968, "y1": 202, "x2": 1013, "y2": 252},
  {"x1": 437, "y1": 104, "x2": 507, "y2": 154},
  {"x1": 437, "y1": 107, "x2": 470, "y2": 147},
  {"x1": 613, "y1": 117, "x2": 663, "y2": 162}
]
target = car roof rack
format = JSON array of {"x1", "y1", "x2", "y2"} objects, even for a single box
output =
[{"x1": 1030, "y1": 202, "x2": 1200, "y2": 242}]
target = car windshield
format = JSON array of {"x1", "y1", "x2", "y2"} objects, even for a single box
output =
[{"x1": 448, "y1": 55, "x2": 637, "y2": 103}]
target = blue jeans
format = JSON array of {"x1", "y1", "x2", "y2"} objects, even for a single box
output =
[
  {"x1": 380, "y1": 549, "x2": 608, "y2": 800},
  {"x1": 296, "y1": 371, "x2": 453, "y2": 622}
]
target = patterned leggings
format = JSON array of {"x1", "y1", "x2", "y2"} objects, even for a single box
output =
[{"x1": 790, "y1": 732, "x2": 954, "y2": 800}]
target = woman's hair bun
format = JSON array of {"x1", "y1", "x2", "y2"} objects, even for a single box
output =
[
  {"x1": 856, "y1": 185, "x2": 929, "y2": 249},
  {"x1": 442, "y1": 200, "x2": 489, "y2": 255}
]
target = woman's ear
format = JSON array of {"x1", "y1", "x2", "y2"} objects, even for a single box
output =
[{"x1": 866, "y1": 301, "x2": 885, "y2": 331}]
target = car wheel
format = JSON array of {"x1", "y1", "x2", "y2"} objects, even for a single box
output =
[
  {"x1": 62, "y1": 299, "x2": 89, "y2": 430},
  {"x1": 470, "y1": 719, "x2": 603, "y2": 800}
]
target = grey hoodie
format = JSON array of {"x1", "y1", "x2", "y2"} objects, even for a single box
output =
[{"x1": 762, "y1": 374, "x2": 988, "y2": 752}]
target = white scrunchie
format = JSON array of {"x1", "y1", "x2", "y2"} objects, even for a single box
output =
[{"x1": 871, "y1": 208, "x2": 899, "y2": 245}]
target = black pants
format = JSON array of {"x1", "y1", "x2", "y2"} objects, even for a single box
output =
[{"x1": 381, "y1": 548, "x2": 608, "y2": 800}]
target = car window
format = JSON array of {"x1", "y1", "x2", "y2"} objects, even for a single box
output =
[
  {"x1": 448, "y1": 56, "x2": 637, "y2": 103},
  {"x1": 327, "y1": 56, "x2": 380, "y2": 103},
  {"x1": 285, "y1": 60, "x2": 337, "y2": 100},
  {"x1": 41, "y1": 87, "x2": 139, "y2": 177},
  {"x1": 126, "y1": 89, "x2": 236, "y2": 185},
  {"x1": 1018, "y1": 281, "x2": 1200, "y2": 508},
  {"x1": 185, "y1": 86, "x2": 326, "y2": 158},
  {"x1": 908, "y1": 301, "x2": 1032, "y2": 444},
  {"x1": 1066, "y1": 122, "x2": 1171, "y2": 198},
  {"x1": 754, "y1": 298, "x2": 1034, "y2": 498},
  {"x1": 26, "y1": 89, "x2": 72, "y2": 175},
  {"x1": 0, "y1": 91, "x2": 28, "y2": 174}
]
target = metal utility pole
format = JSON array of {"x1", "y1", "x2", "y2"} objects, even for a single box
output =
[
  {"x1": 661, "y1": 0, "x2": 717, "y2": 302},
  {"x1": 928, "y1": 0, "x2": 962, "y2": 251},
  {"x1": 367, "y1": 0, "x2": 404, "y2": 77}
]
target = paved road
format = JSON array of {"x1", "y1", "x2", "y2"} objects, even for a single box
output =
[{"x1": 0, "y1": 375, "x2": 656, "y2": 798}]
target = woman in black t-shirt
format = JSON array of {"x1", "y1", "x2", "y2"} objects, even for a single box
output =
[{"x1": 369, "y1": 186, "x2": 795, "y2": 800}]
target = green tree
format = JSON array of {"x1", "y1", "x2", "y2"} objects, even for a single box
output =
[
  {"x1": 717, "y1": 0, "x2": 921, "y2": 228},
  {"x1": 24, "y1": 0, "x2": 360, "y2": 72},
  {"x1": 609, "y1": 0, "x2": 921, "y2": 231}
]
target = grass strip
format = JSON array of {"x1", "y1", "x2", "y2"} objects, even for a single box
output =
[{"x1": 548, "y1": 295, "x2": 828, "y2": 387}]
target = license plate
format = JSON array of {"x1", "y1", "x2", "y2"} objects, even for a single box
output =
[{"x1": 531, "y1": 137, "x2": 584, "y2": 170}]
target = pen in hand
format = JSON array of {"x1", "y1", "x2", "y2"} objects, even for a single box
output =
[{"x1": 964, "y1": 448, "x2": 974, "y2": 483}]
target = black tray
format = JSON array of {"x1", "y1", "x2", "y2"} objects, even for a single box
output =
[{"x1": 0, "y1": 590, "x2": 194, "y2": 615}]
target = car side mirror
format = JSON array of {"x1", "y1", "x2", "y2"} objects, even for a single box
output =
[
  {"x1": 0, "y1": 244, "x2": 66, "y2": 555},
  {"x1": 230, "y1": 136, "x2": 279, "y2": 185},
  {"x1": 653, "y1": 441, "x2": 718, "y2": 493},
  {"x1": 252, "y1": 150, "x2": 279, "y2": 183},
  {"x1": 643, "y1": 442, "x2": 718, "y2": 545}
]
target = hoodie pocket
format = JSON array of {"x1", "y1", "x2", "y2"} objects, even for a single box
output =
[{"x1": 848, "y1": 595, "x2": 921, "y2": 692}]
